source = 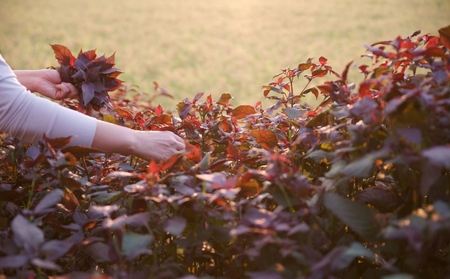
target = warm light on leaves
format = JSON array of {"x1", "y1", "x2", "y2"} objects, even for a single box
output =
[
  {"x1": 217, "y1": 93, "x2": 232, "y2": 105},
  {"x1": 312, "y1": 69, "x2": 328, "y2": 78},
  {"x1": 438, "y1": 24, "x2": 450, "y2": 49},
  {"x1": 319, "y1": 56, "x2": 328, "y2": 65},
  {"x1": 184, "y1": 141, "x2": 202, "y2": 163},
  {"x1": 250, "y1": 130, "x2": 278, "y2": 149},
  {"x1": 231, "y1": 105, "x2": 256, "y2": 119}
]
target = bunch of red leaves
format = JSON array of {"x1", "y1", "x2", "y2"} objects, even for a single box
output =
[{"x1": 50, "y1": 44, "x2": 123, "y2": 111}]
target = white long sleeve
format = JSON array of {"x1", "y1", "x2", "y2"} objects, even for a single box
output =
[{"x1": 0, "y1": 54, "x2": 97, "y2": 146}]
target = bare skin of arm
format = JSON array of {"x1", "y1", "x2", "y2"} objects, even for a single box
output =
[
  {"x1": 92, "y1": 120, "x2": 185, "y2": 162},
  {"x1": 14, "y1": 69, "x2": 185, "y2": 162}
]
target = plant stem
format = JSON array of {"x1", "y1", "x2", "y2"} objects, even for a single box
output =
[
  {"x1": 278, "y1": 184, "x2": 295, "y2": 215},
  {"x1": 27, "y1": 175, "x2": 37, "y2": 210}
]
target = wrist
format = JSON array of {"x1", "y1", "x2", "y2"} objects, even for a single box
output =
[
  {"x1": 28, "y1": 69, "x2": 50, "y2": 93},
  {"x1": 29, "y1": 70, "x2": 43, "y2": 92},
  {"x1": 126, "y1": 130, "x2": 139, "y2": 156}
]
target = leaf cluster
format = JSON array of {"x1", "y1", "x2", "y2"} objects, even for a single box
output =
[
  {"x1": 1, "y1": 26, "x2": 450, "y2": 278},
  {"x1": 50, "y1": 44, "x2": 123, "y2": 111}
]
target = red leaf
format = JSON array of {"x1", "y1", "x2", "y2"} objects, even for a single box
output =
[
  {"x1": 114, "y1": 108, "x2": 134, "y2": 121},
  {"x1": 219, "y1": 119, "x2": 233, "y2": 133},
  {"x1": 319, "y1": 56, "x2": 328, "y2": 65},
  {"x1": 438, "y1": 25, "x2": 450, "y2": 49},
  {"x1": 308, "y1": 87, "x2": 319, "y2": 99},
  {"x1": 227, "y1": 141, "x2": 239, "y2": 160},
  {"x1": 400, "y1": 40, "x2": 417, "y2": 49},
  {"x1": 298, "y1": 58, "x2": 313, "y2": 71},
  {"x1": 420, "y1": 46, "x2": 446, "y2": 58},
  {"x1": 231, "y1": 105, "x2": 256, "y2": 119},
  {"x1": 153, "y1": 81, "x2": 170, "y2": 96},
  {"x1": 160, "y1": 155, "x2": 182, "y2": 171},
  {"x1": 341, "y1": 61, "x2": 353, "y2": 83},
  {"x1": 358, "y1": 65, "x2": 370, "y2": 75},
  {"x1": 217, "y1": 93, "x2": 232, "y2": 105},
  {"x1": 43, "y1": 134, "x2": 72, "y2": 149},
  {"x1": 155, "y1": 105, "x2": 163, "y2": 116},
  {"x1": 358, "y1": 80, "x2": 373, "y2": 98},
  {"x1": 250, "y1": 130, "x2": 278, "y2": 149},
  {"x1": 147, "y1": 160, "x2": 160, "y2": 175},
  {"x1": 364, "y1": 44, "x2": 396, "y2": 59},
  {"x1": 79, "y1": 49, "x2": 97, "y2": 60},
  {"x1": 152, "y1": 114, "x2": 172, "y2": 125},
  {"x1": 316, "y1": 84, "x2": 333, "y2": 95},
  {"x1": 426, "y1": 36, "x2": 440, "y2": 47},
  {"x1": 184, "y1": 141, "x2": 202, "y2": 163},
  {"x1": 50, "y1": 44, "x2": 75, "y2": 66},
  {"x1": 105, "y1": 52, "x2": 116, "y2": 65},
  {"x1": 306, "y1": 110, "x2": 316, "y2": 117},
  {"x1": 312, "y1": 69, "x2": 328, "y2": 78}
]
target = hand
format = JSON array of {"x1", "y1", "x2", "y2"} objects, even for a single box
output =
[
  {"x1": 33, "y1": 69, "x2": 79, "y2": 100},
  {"x1": 15, "y1": 69, "x2": 79, "y2": 100},
  {"x1": 132, "y1": 130, "x2": 186, "y2": 162}
]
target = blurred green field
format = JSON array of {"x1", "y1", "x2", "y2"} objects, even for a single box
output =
[{"x1": 1, "y1": 0, "x2": 449, "y2": 109}]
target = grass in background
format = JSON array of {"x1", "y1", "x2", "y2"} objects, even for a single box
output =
[{"x1": 1, "y1": 0, "x2": 449, "y2": 109}]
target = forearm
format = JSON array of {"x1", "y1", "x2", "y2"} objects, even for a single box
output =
[
  {"x1": 91, "y1": 120, "x2": 136, "y2": 156},
  {"x1": 91, "y1": 121, "x2": 186, "y2": 162},
  {"x1": 1, "y1": 55, "x2": 184, "y2": 161}
]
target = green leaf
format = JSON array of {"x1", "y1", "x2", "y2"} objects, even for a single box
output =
[
  {"x1": 0, "y1": 255, "x2": 29, "y2": 269},
  {"x1": 34, "y1": 189, "x2": 64, "y2": 214},
  {"x1": 332, "y1": 242, "x2": 375, "y2": 270},
  {"x1": 11, "y1": 215, "x2": 44, "y2": 249},
  {"x1": 31, "y1": 258, "x2": 62, "y2": 272},
  {"x1": 341, "y1": 150, "x2": 388, "y2": 178},
  {"x1": 283, "y1": 107, "x2": 307, "y2": 119},
  {"x1": 164, "y1": 216, "x2": 187, "y2": 236},
  {"x1": 422, "y1": 146, "x2": 450, "y2": 169},
  {"x1": 85, "y1": 242, "x2": 112, "y2": 263},
  {"x1": 40, "y1": 239, "x2": 74, "y2": 261},
  {"x1": 381, "y1": 274, "x2": 415, "y2": 279},
  {"x1": 93, "y1": 191, "x2": 125, "y2": 204},
  {"x1": 305, "y1": 150, "x2": 334, "y2": 163},
  {"x1": 121, "y1": 232, "x2": 153, "y2": 258},
  {"x1": 433, "y1": 200, "x2": 450, "y2": 219},
  {"x1": 323, "y1": 192, "x2": 379, "y2": 241}
]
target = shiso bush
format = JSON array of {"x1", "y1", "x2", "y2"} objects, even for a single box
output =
[{"x1": 0, "y1": 26, "x2": 450, "y2": 279}]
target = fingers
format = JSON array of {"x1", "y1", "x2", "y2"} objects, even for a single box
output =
[
  {"x1": 64, "y1": 82, "x2": 79, "y2": 98},
  {"x1": 172, "y1": 134, "x2": 186, "y2": 152},
  {"x1": 155, "y1": 132, "x2": 186, "y2": 161},
  {"x1": 54, "y1": 83, "x2": 79, "y2": 99}
]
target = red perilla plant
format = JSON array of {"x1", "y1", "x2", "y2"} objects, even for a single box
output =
[{"x1": 50, "y1": 44, "x2": 123, "y2": 111}]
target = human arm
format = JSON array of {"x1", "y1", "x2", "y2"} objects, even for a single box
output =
[
  {"x1": 14, "y1": 69, "x2": 79, "y2": 100},
  {"x1": 0, "y1": 55, "x2": 185, "y2": 162},
  {"x1": 92, "y1": 121, "x2": 185, "y2": 162}
]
